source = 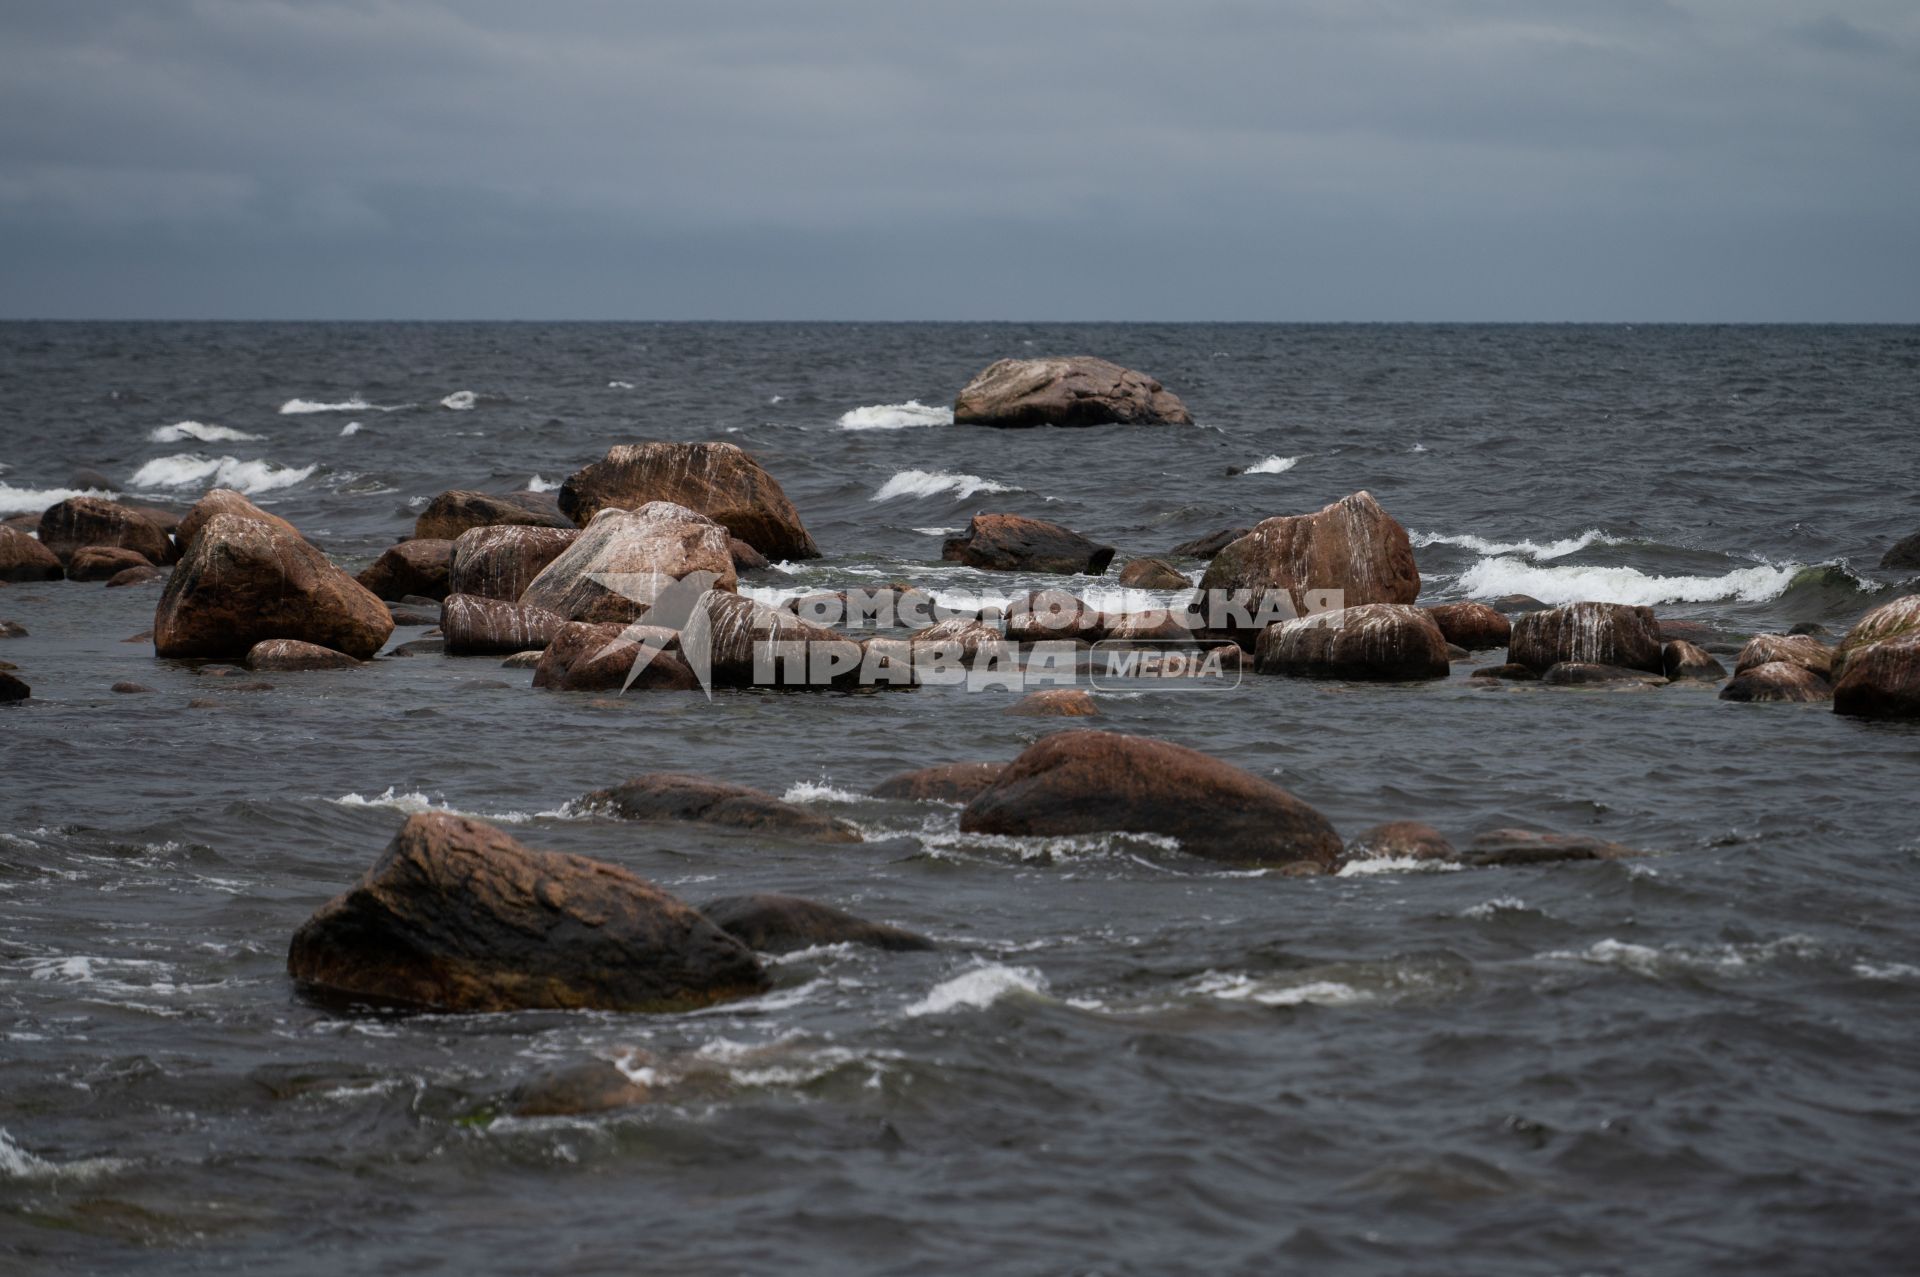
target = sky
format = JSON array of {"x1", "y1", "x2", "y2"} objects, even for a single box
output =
[{"x1": 1, "y1": 0, "x2": 1916, "y2": 321}]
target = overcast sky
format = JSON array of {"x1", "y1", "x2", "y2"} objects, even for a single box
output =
[{"x1": 1, "y1": 0, "x2": 1915, "y2": 320}]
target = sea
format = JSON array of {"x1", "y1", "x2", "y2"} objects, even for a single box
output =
[{"x1": 1, "y1": 321, "x2": 1917, "y2": 1275}]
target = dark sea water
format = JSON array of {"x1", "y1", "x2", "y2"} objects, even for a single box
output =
[{"x1": 2, "y1": 322, "x2": 1918, "y2": 1275}]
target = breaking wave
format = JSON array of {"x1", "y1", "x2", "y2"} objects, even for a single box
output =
[
  {"x1": 904, "y1": 965, "x2": 1047, "y2": 1017},
  {"x1": 0, "y1": 482, "x2": 114, "y2": 515},
  {"x1": 1239, "y1": 454, "x2": 1300, "y2": 475},
  {"x1": 838, "y1": 400, "x2": 953, "y2": 431},
  {"x1": 1456, "y1": 557, "x2": 1804, "y2": 607},
  {"x1": 148, "y1": 421, "x2": 263, "y2": 444},
  {"x1": 1414, "y1": 528, "x2": 1626, "y2": 560},
  {"x1": 872, "y1": 469, "x2": 1016, "y2": 502},
  {"x1": 129, "y1": 454, "x2": 316, "y2": 495}
]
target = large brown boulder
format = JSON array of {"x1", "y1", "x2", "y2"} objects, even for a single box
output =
[
  {"x1": 698, "y1": 894, "x2": 934, "y2": 954},
  {"x1": 952, "y1": 356, "x2": 1192, "y2": 427},
  {"x1": 175, "y1": 489, "x2": 304, "y2": 552},
  {"x1": 1507, "y1": 602, "x2": 1663, "y2": 674},
  {"x1": 441, "y1": 594, "x2": 567, "y2": 655},
  {"x1": 356, "y1": 539, "x2": 453, "y2": 601},
  {"x1": 1425, "y1": 602, "x2": 1510, "y2": 651},
  {"x1": 0, "y1": 526, "x2": 62, "y2": 581},
  {"x1": 557, "y1": 441, "x2": 820, "y2": 560},
  {"x1": 1197, "y1": 492, "x2": 1419, "y2": 635},
  {"x1": 1254, "y1": 603, "x2": 1450, "y2": 681},
  {"x1": 1004, "y1": 588, "x2": 1106, "y2": 643},
  {"x1": 521, "y1": 503, "x2": 736, "y2": 624},
  {"x1": 1833, "y1": 633, "x2": 1920, "y2": 719},
  {"x1": 65, "y1": 545, "x2": 155, "y2": 581},
  {"x1": 530, "y1": 621, "x2": 698, "y2": 692},
  {"x1": 581, "y1": 773, "x2": 862, "y2": 842},
  {"x1": 449, "y1": 525, "x2": 579, "y2": 601},
  {"x1": 959, "y1": 730, "x2": 1343, "y2": 869},
  {"x1": 414, "y1": 489, "x2": 573, "y2": 542},
  {"x1": 1719, "y1": 661, "x2": 1831, "y2": 703},
  {"x1": 1117, "y1": 557, "x2": 1190, "y2": 590},
  {"x1": 941, "y1": 514, "x2": 1115, "y2": 575},
  {"x1": 702, "y1": 590, "x2": 863, "y2": 688},
  {"x1": 39, "y1": 496, "x2": 173, "y2": 566},
  {"x1": 287, "y1": 812, "x2": 768, "y2": 1013},
  {"x1": 1662, "y1": 639, "x2": 1727, "y2": 681},
  {"x1": 154, "y1": 514, "x2": 393, "y2": 660},
  {"x1": 871, "y1": 761, "x2": 1008, "y2": 804},
  {"x1": 1832, "y1": 595, "x2": 1920, "y2": 679},
  {"x1": 1735, "y1": 633, "x2": 1832, "y2": 679}
]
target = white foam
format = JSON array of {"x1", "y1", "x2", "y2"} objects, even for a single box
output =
[
  {"x1": 781, "y1": 780, "x2": 869, "y2": 805},
  {"x1": 329, "y1": 788, "x2": 574, "y2": 824},
  {"x1": 1462, "y1": 896, "x2": 1529, "y2": 919},
  {"x1": 1539, "y1": 935, "x2": 1819, "y2": 977},
  {"x1": 1240, "y1": 454, "x2": 1300, "y2": 475},
  {"x1": 0, "y1": 1129, "x2": 125, "y2": 1182},
  {"x1": 1414, "y1": 528, "x2": 1624, "y2": 560},
  {"x1": 838, "y1": 400, "x2": 954, "y2": 431},
  {"x1": 1456, "y1": 556, "x2": 1800, "y2": 607},
  {"x1": 0, "y1": 482, "x2": 114, "y2": 514},
  {"x1": 149, "y1": 421, "x2": 263, "y2": 444},
  {"x1": 526, "y1": 474, "x2": 561, "y2": 493},
  {"x1": 129, "y1": 454, "x2": 316, "y2": 495},
  {"x1": 1188, "y1": 971, "x2": 1370, "y2": 1007},
  {"x1": 904, "y1": 964, "x2": 1046, "y2": 1016},
  {"x1": 872, "y1": 469, "x2": 1016, "y2": 502},
  {"x1": 440, "y1": 390, "x2": 477, "y2": 411},
  {"x1": 1336, "y1": 856, "x2": 1465, "y2": 877},
  {"x1": 608, "y1": 380, "x2": 635, "y2": 390},
  {"x1": 279, "y1": 396, "x2": 391, "y2": 414},
  {"x1": 339, "y1": 422, "x2": 362, "y2": 437}
]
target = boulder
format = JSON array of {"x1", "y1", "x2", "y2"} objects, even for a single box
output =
[
  {"x1": 1880, "y1": 533, "x2": 1920, "y2": 571},
  {"x1": 447, "y1": 525, "x2": 578, "y2": 601},
  {"x1": 356, "y1": 539, "x2": 454, "y2": 601},
  {"x1": 175, "y1": 489, "x2": 305, "y2": 552},
  {"x1": 507, "y1": 1059, "x2": 651, "y2": 1118},
  {"x1": 581, "y1": 772, "x2": 862, "y2": 843},
  {"x1": 245, "y1": 639, "x2": 362, "y2": 672},
  {"x1": 0, "y1": 672, "x2": 26, "y2": 703},
  {"x1": 0, "y1": 526, "x2": 61, "y2": 581},
  {"x1": 1507, "y1": 601, "x2": 1663, "y2": 674},
  {"x1": 952, "y1": 356, "x2": 1192, "y2": 427},
  {"x1": 1735, "y1": 633, "x2": 1832, "y2": 679},
  {"x1": 105, "y1": 565, "x2": 161, "y2": 588},
  {"x1": 557, "y1": 441, "x2": 820, "y2": 560},
  {"x1": 730, "y1": 538, "x2": 771, "y2": 572},
  {"x1": 520, "y1": 503, "x2": 736, "y2": 624},
  {"x1": 1102, "y1": 610, "x2": 1201, "y2": 645},
  {"x1": 1465, "y1": 829, "x2": 1636, "y2": 865},
  {"x1": 64, "y1": 545, "x2": 154, "y2": 581},
  {"x1": 1424, "y1": 602, "x2": 1511, "y2": 651},
  {"x1": 1832, "y1": 595, "x2": 1920, "y2": 679},
  {"x1": 871, "y1": 761, "x2": 1008, "y2": 804},
  {"x1": 1254, "y1": 603, "x2": 1450, "y2": 681},
  {"x1": 1344, "y1": 821, "x2": 1456, "y2": 863},
  {"x1": 703, "y1": 591, "x2": 863, "y2": 688},
  {"x1": 286, "y1": 812, "x2": 768, "y2": 1013},
  {"x1": 941, "y1": 514, "x2": 1115, "y2": 575},
  {"x1": 909, "y1": 616, "x2": 1012, "y2": 664},
  {"x1": 1117, "y1": 557, "x2": 1190, "y2": 590},
  {"x1": 441, "y1": 594, "x2": 567, "y2": 655},
  {"x1": 1539, "y1": 662, "x2": 1666, "y2": 687},
  {"x1": 1006, "y1": 689, "x2": 1099, "y2": 717},
  {"x1": 1197, "y1": 492, "x2": 1419, "y2": 637},
  {"x1": 0, "y1": 621, "x2": 25, "y2": 638},
  {"x1": 38, "y1": 496, "x2": 173, "y2": 566},
  {"x1": 1833, "y1": 633, "x2": 1920, "y2": 720},
  {"x1": 531, "y1": 621, "x2": 697, "y2": 692},
  {"x1": 959, "y1": 730, "x2": 1343, "y2": 869},
  {"x1": 1662, "y1": 639, "x2": 1727, "y2": 682},
  {"x1": 111, "y1": 681, "x2": 152, "y2": 694},
  {"x1": 1657, "y1": 618, "x2": 1719, "y2": 645},
  {"x1": 413, "y1": 489, "x2": 573, "y2": 542},
  {"x1": 1168, "y1": 527, "x2": 1252, "y2": 559},
  {"x1": 1004, "y1": 588, "x2": 1106, "y2": 643},
  {"x1": 1718, "y1": 661, "x2": 1832, "y2": 703},
  {"x1": 154, "y1": 514, "x2": 393, "y2": 660},
  {"x1": 698, "y1": 894, "x2": 934, "y2": 954}
]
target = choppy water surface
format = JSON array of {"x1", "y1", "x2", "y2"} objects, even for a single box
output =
[{"x1": 2, "y1": 323, "x2": 1918, "y2": 1274}]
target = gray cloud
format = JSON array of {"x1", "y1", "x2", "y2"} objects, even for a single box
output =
[{"x1": 0, "y1": 0, "x2": 1914, "y2": 318}]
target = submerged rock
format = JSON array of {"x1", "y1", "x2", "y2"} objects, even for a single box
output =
[
  {"x1": 245, "y1": 638, "x2": 362, "y2": 672},
  {"x1": 1117, "y1": 557, "x2": 1190, "y2": 590},
  {"x1": 558, "y1": 441, "x2": 821, "y2": 560},
  {"x1": 448, "y1": 525, "x2": 578, "y2": 601},
  {"x1": 1719, "y1": 661, "x2": 1832, "y2": 703},
  {"x1": 1832, "y1": 633, "x2": 1920, "y2": 720},
  {"x1": 870, "y1": 761, "x2": 1008, "y2": 804},
  {"x1": 941, "y1": 514, "x2": 1115, "y2": 575},
  {"x1": 440, "y1": 594, "x2": 568, "y2": 655},
  {"x1": 111, "y1": 681, "x2": 151, "y2": 694},
  {"x1": 39, "y1": 496, "x2": 173, "y2": 566},
  {"x1": 507, "y1": 1059, "x2": 651, "y2": 1117},
  {"x1": 1254, "y1": 604, "x2": 1450, "y2": 681},
  {"x1": 1662, "y1": 639, "x2": 1727, "y2": 681},
  {"x1": 1539, "y1": 662, "x2": 1666, "y2": 687},
  {"x1": 356, "y1": 539, "x2": 454, "y2": 602},
  {"x1": 698, "y1": 894, "x2": 935, "y2": 954},
  {"x1": 1508, "y1": 601, "x2": 1663, "y2": 674},
  {"x1": 1344, "y1": 821, "x2": 1456, "y2": 864},
  {"x1": 414, "y1": 489, "x2": 572, "y2": 542},
  {"x1": 1879, "y1": 533, "x2": 1920, "y2": 571},
  {"x1": 1464, "y1": 829, "x2": 1637, "y2": 865},
  {"x1": 959, "y1": 730, "x2": 1343, "y2": 869},
  {"x1": 520, "y1": 503, "x2": 736, "y2": 624},
  {"x1": 1167, "y1": 527, "x2": 1252, "y2": 559},
  {"x1": 1006, "y1": 688, "x2": 1099, "y2": 717},
  {"x1": 1198, "y1": 492, "x2": 1420, "y2": 638},
  {"x1": 952, "y1": 356, "x2": 1192, "y2": 427},
  {"x1": 582, "y1": 772, "x2": 863, "y2": 842},
  {"x1": 154, "y1": 514, "x2": 393, "y2": 660},
  {"x1": 1424, "y1": 601, "x2": 1510, "y2": 651},
  {"x1": 1735, "y1": 633, "x2": 1833, "y2": 679},
  {"x1": 287, "y1": 812, "x2": 768, "y2": 1013},
  {"x1": 0, "y1": 672, "x2": 27, "y2": 703},
  {"x1": 0, "y1": 526, "x2": 62, "y2": 582},
  {"x1": 1004, "y1": 588, "x2": 1106, "y2": 643}
]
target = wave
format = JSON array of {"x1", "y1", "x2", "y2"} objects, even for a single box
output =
[
  {"x1": 904, "y1": 964, "x2": 1047, "y2": 1017},
  {"x1": 837, "y1": 400, "x2": 953, "y2": 431},
  {"x1": 149, "y1": 421, "x2": 263, "y2": 444},
  {"x1": 329, "y1": 788, "x2": 579, "y2": 824},
  {"x1": 1239, "y1": 454, "x2": 1300, "y2": 475},
  {"x1": 1413, "y1": 528, "x2": 1625, "y2": 560},
  {"x1": 1455, "y1": 556, "x2": 1802, "y2": 607},
  {"x1": 278, "y1": 396, "x2": 408, "y2": 415},
  {"x1": 129, "y1": 454, "x2": 316, "y2": 495},
  {"x1": 525, "y1": 474, "x2": 561, "y2": 493},
  {"x1": 0, "y1": 1129, "x2": 126, "y2": 1182},
  {"x1": 872, "y1": 469, "x2": 1016, "y2": 502},
  {"x1": 339, "y1": 422, "x2": 362, "y2": 437},
  {"x1": 781, "y1": 780, "x2": 871, "y2": 805},
  {"x1": 440, "y1": 390, "x2": 477, "y2": 411},
  {"x1": 0, "y1": 482, "x2": 115, "y2": 515}
]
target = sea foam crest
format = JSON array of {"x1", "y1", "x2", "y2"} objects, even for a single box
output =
[
  {"x1": 1414, "y1": 528, "x2": 1624, "y2": 560},
  {"x1": 526, "y1": 474, "x2": 561, "y2": 493},
  {"x1": 148, "y1": 421, "x2": 264, "y2": 444},
  {"x1": 440, "y1": 390, "x2": 477, "y2": 411},
  {"x1": 0, "y1": 1129, "x2": 125, "y2": 1182},
  {"x1": 872, "y1": 469, "x2": 1016, "y2": 502},
  {"x1": 903, "y1": 964, "x2": 1047, "y2": 1017},
  {"x1": 837, "y1": 400, "x2": 954, "y2": 431},
  {"x1": 130, "y1": 454, "x2": 316, "y2": 495},
  {"x1": 1456, "y1": 557, "x2": 1800, "y2": 607},
  {"x1": 0, "y1": 483, "x2": 114, "y2": 515},
  {"x1": 1240, "y1": 454, "x2": 1301, "y2": 475}
]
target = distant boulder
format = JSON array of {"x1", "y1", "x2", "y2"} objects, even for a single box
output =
[
  {"x1": 1117, "y1": 557, "x2": 1190, "y2": 590},
  {"x1": 1344, "y1": 821, "x2": 1456, "y2": 864},
  {"x1": 1167, "y1": 527, "x2": 1252, "y2": 559},
  {"x1": 558, "y1": 441, "x2": 821, "y2": 560},
  {"x1": 413, "y1": 490, "x2": 572, "y2": 542},
  {"x1": 1425, "y1": 602, "x2": 1510, "y2": 651},
  {"x1": 356, "y1": 539, "x2": 453, "y2": 602},
  {"x1": 1006, "y1": 688, "x2": 1100, "y2": 717},
  {"x1": 520, "y1": 503, "x2": 735, "y2": 624},
  {"x1": 245, "y1": 638, "x2": 362, "y2": 672},
  {"x1": 1254, "y1": 603, "x2": 1450, "y2": 681},
  {"x1": 1508, "y1": 602, "x2": 1663, "y2": 674},
  {"x1": 65, "y1": 545, "x2": 155, "y2": 581},
  {"x1": 448, "y1": 525, "x2": 578, "y2": 601},
  {"x1": 942, "y1": 515, "x2": 1115, "y2": 575},
  {"x1": 871, "y1": 761, "x2": 1007, "y2": 804},
  {"x1": 1197, "y1": 492, "x2": 1419, "y2": 641},
  {"x1": 1004, "y1": 588, "x2": 1106, "y2": 643},
  {"x1": 1662, "y1": 639, "x2": 1726, "y2": 681},
  {"x1": 1735, "y1": 633, "x2": 1833, "y2": 680},
  {"x1": 581, "y1": 772, "x2": 863, "y2": 842},
  {"x1": 953, "y1": 356, "x2": 1192, "y2": 427},
  {"x1": 39, "y1": 496, "x2": 172, "y2": 566},
  {"x1": 699, "y1": 894, "x2": 934, "y2": 954}
]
